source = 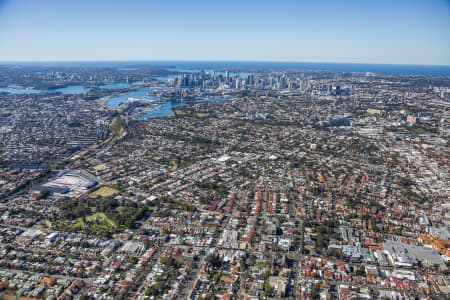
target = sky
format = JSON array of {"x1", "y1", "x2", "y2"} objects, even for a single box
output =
[{"x1": 0, "y1": 0, "x2": 449, "y2": 65}]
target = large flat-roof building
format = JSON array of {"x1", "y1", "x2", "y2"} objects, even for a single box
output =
[{"x1": 33, "y1": 170, "x2": 97, "y2": 196}]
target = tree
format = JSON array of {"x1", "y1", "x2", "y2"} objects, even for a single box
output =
[
  {"x1": 309, "y1": 283, "x2": 321, "y2": 299},
  {"x1": 329, "y1": 248, "x2": 342, "y2": 259},
  {"x1": 316, "y1": 234, "x2": 325, "y2": 248},
  {"x1": 263, "y1": 279, "x2": 274, "y2": 296},
  {"x1": 354, "y1": 265, "x2": 366, "y2": 277},
  {"x1": 206, "y1": 254, "x2": 222, "y2": 269}
]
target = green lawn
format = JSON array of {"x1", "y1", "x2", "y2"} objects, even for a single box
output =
[
  {"x1": 72, "y1": 212, "x2": 117, "y2": 233},
  {"x1": 174, "y1": 109, "x2": 187, "y2": 116},
  {"x1": 110, "y1": 116, "x2": 126, "y2": 138},
  {"x1": 195, "y1": 112, "x2": 209, "y2": 118},
  {"x1": 92, "y1": 186, "x2": 120, "y2": 198}
]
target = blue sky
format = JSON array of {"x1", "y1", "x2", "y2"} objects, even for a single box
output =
[{"x1": 0, "y1": 0, "x2": 449, "y2": 64}]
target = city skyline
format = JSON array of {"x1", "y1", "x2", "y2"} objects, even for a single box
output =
[{"x1": 0, "y1": 0, "x2": 449, "y2": 65}]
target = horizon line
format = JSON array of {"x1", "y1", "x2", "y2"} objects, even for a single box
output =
[{"x1": 0, "y1": 59, "x2": 449, "y2": 68}]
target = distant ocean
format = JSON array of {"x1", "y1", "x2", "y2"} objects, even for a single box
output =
[{"x1": 3, "y1": 61, "x2": 450, "y2": 76}]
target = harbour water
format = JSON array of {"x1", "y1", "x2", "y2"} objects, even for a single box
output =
[
  {"x1": 99, "y1": 82, "x2": 132, "y2": 89},
  {"x1": 107, "y1": 87, "x2": 162, "y2": 108},
  {"x1": 138, "y1": 101, "x2": 183, "y2": 119},
  {"x1": 107, "y1": 86, "x2": 231, "y2": 119},
  {"x1": 0, "y1": 87, "x2": 42, "y2": 94},
  {"x1": 50, "y1": 85, "x2": 87, "y2": 94},
  {"x1": 0, "y1": 85, "x2": 87, "y2": 94},
  {"x1": 138, "y1": 96, "x2": 231, "y2": 119}
]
